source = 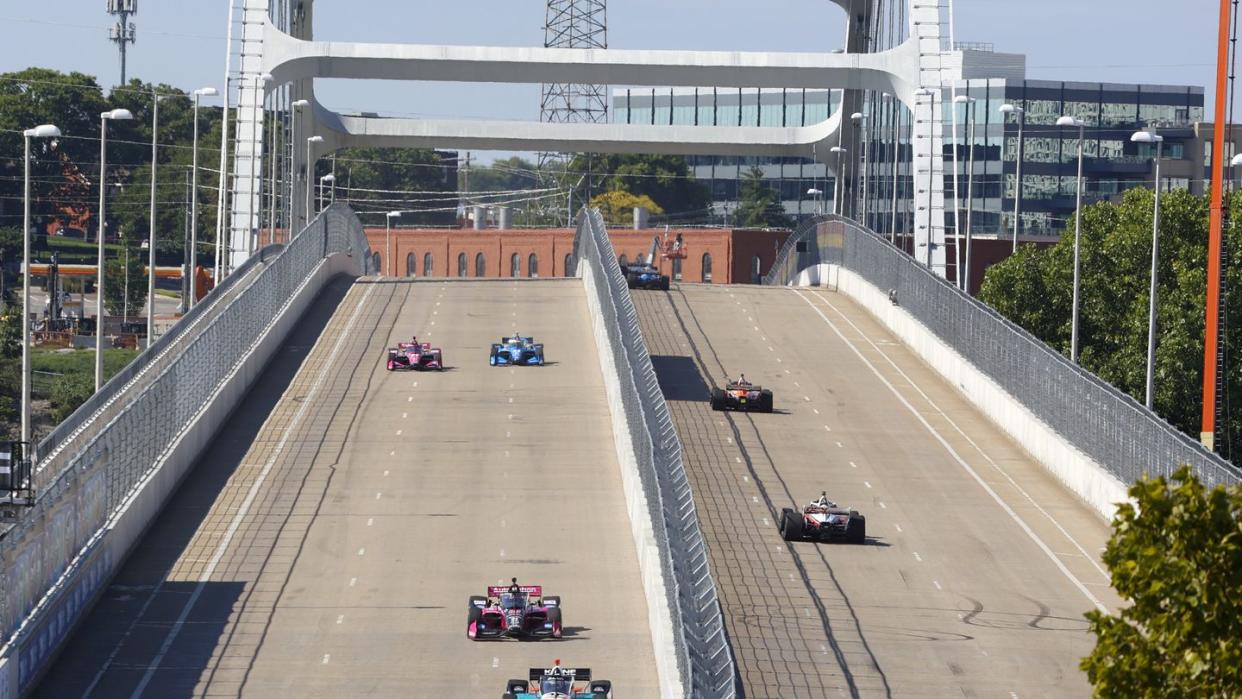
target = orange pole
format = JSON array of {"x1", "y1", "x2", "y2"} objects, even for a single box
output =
[{"x1": 1203, "y1": 0, "x2": 1232, "y2": 451}]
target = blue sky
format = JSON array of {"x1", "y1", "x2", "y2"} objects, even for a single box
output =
[{"x1": 1, "y1": 1, "x2": 1222, "y2": 136}]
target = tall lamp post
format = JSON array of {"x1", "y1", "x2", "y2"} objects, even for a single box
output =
[
  {"x1": 319, "y1": 173, "x2": 336, "y2": 212},
  {"x1": 385, "y1": 211, "x2": 401, "y2": 277},
  {"x1": 21, "y1": 124, "x2": 61, "y2": 449},
  {"x1": 850, "y1": 112, "x2": 869, "y2": 224},
  {"x1": 1131, "y1": 130, "x2": 1164, "y2": 411},
  {"x1": 95, "y1": 108, "x2": 134, "y2": 392},
  {"x1": 1057, "y1": 115, "x2": 1087, "y2": 363},
  {"x1": 829, "y1": 146, "x2": 847, "y2": 215},
  {"x1": 954, "y1": 95, "x2": 977, "y2": 291},
  {"x1": 290, "y1": 100, "x2": 310, "y2": 232},
  {"x1": 306, "y1": 135, "x2": 324, "y2": 223},
  {"x1": 187, "y1": 87, "x2": 217, "y2": 312},
  {"x1": 1000, "y1": 103, "x2": 1025, "y2": 252},
  {"x1": 806, "y1": 188, "x2": 824, "y2": 216},
  {"x1": 147, "y1": 92, "x2": 170, "y2": 349}
]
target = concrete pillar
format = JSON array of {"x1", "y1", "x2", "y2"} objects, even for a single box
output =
[{"x1": 633, "y1": 207, "x2": 649, "y2": 230}]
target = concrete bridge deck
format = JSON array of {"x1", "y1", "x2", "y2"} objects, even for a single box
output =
[{"x1": 37, "y1": 278, "x2": 658, "y2": 697}]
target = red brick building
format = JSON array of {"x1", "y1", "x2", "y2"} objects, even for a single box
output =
[{"x1": 362, "y1": 227, "x2": 790, "y2": 284}]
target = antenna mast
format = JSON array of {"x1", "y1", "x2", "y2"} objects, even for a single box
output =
[{"x1": 106, "y1": 0, "x2": 137, "y2": 85}]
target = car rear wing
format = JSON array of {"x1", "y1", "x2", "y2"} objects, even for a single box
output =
[
  {"x1": 529, "y1": 667, "x2": 591, "y2": 681},
  {"x1": 488, "y1": 585, "x2": 542, "y2": 597}
]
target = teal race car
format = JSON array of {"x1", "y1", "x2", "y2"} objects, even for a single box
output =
[{"x1": 502, "y1": 661, "x2": 613, "y2": 698}]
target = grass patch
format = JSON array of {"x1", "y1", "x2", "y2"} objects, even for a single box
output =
[{"x1": 33, "y1": 347, "x2": 139, "y2": 378}]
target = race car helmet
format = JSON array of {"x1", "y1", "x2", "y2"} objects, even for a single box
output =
[{"x1": 540, "y1": 676, "x2": 572, "y2": 695}]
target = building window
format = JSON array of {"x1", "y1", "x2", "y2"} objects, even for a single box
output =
[
  {"x1": 406, "y1": 253, "x2": 416, "y2": 277},
  {"x1": 373, "y1": 252, "x2": 382, "y2": 274},
  {"x1": 528, "y1": 253, "x2": 539, "y2": 278},
  {"x1": 564, "y1": 253, "x2": 574, "y2": 276},
  {"x1": 510, "y1": 253, "x2": 521, "y2": 277},
  {"x1": 423, "y1": 252, "x2": 434, "y2": 277},
  {"x1": 702, "y1": 253, "x2": 713, "y2": 283},
  {"x1": 475, "y1": 252, "x2": 486, "y2": 277},
  {"x1": 457, "y1": 252, "x2": 467, "y2": 277}
]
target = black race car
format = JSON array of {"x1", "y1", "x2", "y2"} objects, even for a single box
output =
[
  {"x1": 624, "y1": 264, "x2": 670, "y2": 290},
  {"x1": 780, "y1": 492, "x2": 866, "y2": 544},
  {"x1": 710, "y1": 378, "x2": 774, "y2": 413}
]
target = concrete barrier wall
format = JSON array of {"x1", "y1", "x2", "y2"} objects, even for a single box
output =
[
  {"x1": 800, "y1": 263, "x2": 1129, "y2": 520},
  {"x1": 2, "y1": 253, "x2": 358, "y2": 697},
  {"x1": 580, "y1": 260, "x2": 683, "y2": 699}
]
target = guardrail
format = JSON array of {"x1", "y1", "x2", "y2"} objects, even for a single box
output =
[
  {"x1": 766, "y1": 215, "x2": 1240, "y2": 490},
  {"x1": 575, "y1": 208, "x2": 737, "y2": 698},
  {"x1": 0, "y1": 204, "x2": 373, "y2": 695}
]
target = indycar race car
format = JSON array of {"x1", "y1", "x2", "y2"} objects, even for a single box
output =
[
  {"x1": 386, "y1": 337, "x2": 443, "y2": 371},
  {"x1": 502, "y1": 660, "x2": 612, "y2": 699},
  {"x1": 780, "y1": 492, "x2": 866, "y2": 544},
  {"x1": 624, "y1": 263, "x2": 669, "y2": 291},
  {"x1": 468, "y1": 578, "x2": 562, "y2": 640},
  {"x1": 710, "y1": 376, "x2": 773, "y2": 413},
  {"x1": 490, "y1": 335, "x2": 546, "y2": 366}
]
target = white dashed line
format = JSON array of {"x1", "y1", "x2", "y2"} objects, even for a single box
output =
[
  {"x1": 768, "y1": 346, "x2": 775, "y2": 352},
  {"x1": 375, "y1": 492, "x2": 382, "y2": 500},
  {"x1": 933, "y1": 580, "x2": 942, "y2": 590},
  {"x1": 492, "y1": 657, "x2": 500, "y2": 669},
  {"x1": 835, "y1": 441, "x2": 843, "y2": 448},
  {"x1": 348, "y1": 577, "x2": 357, "y2": 587},
  {"x1": 358, "y1": 548, "x2": 366, "y2": 556},
  {"x1": 878, "y1": 502, "x2": 887, "y2": 509},
  {"x1": 849, "y1": 461, "x2": 858, "y2": 468},
  {"x1": 726, "y1": 437, "x2": 733, "y2": 444},
  {"x1": 389, "y1": 450, "x2": 395, "y2": 456},
  {"x1": 383, "y1": 470, "x2": 389, "y2": 477},
  {"x1": 864, "y1": 481, "x2": 872, "y2": 489},
  {"x1": 499, "y1": 549, "x2": 506, "y2": 558},
  {"x1": 367, "y1": 518, "x2": 374, "y2": 527},
  {"x1": 402, "y1": 412, "x2": 408, "y2": 419},
  {"x1": 395, "y1": 429, "x2": 402, "y2": 436},
  {"x1": 407, "y1": 396, "x2": 413, "y2": 402},
  {"x1": 508, "y1": 397, "x2": 513, "y2": 403},
  {"x1": 812, "y1": 408, "x2": 820, "y2": 415},
  {"x1": 823, "y1": 425, "x2": 832, "y2": 432},
  {"x1": 803, "y1": 396, "x2": 810, "y2": 402},
  {"x1": 322, "y1": 654, "x2": 331, "y2": 665},
  {"x1": 336, "y1": 615, "x2": 345, "y2": 624},
  {"x1": 506, "y1": 431, "x2": 511, "y2": 438},
  {"x1": 735, "y1": 457, "x2": 742, "y2": 463},
  {"x1": 912, "y1": 552, "x2": 922, "y2": 562},
  {"x1": 894, "y1": 524, "x2": 903, "y2": 533}
]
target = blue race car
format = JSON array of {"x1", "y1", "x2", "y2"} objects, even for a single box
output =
[
  {"x1": 490, "y1": 335, "x2": 546, "y2": 366},
  {"x1": 502, "y1": 661, "x2": 612, "y2": 699},
  {"x1": 624, "y1": 264, "x2": 670, "y2": 290}
]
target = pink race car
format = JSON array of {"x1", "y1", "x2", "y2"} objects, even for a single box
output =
[
  {"x1": 468, "y1": 578, "x2": 562, "y2": 640},
  {"x1": 386, "y1": 337, "x2": 443, "y2": 371}
]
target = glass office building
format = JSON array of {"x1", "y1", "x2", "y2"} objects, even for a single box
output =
[{"x1": 612, "y1": 78, "x2": 1205, "y2": 237}]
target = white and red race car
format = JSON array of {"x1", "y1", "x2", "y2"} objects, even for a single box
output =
[
  {"x1": 386, "y1": 336, "x2": 443, "y2": 371},
  {"x1": 780, "y1": 492, "x2": 866, "y2": 544}
]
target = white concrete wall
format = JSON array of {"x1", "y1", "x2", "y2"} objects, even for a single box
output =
[
  {"x1": 1, "y1": 252, "x2": 359, "y2": 697},
  {"x1": 579, "y1": 261, "x2": 682, "y2": 699},
  {"x1": 797, "y1": 263, "x2": 1128, "y2": 520}
]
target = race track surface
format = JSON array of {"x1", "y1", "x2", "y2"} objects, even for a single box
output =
[
  {"x1": 37, "y1": 278, "x2": 658, "y2": 698},
  {"x1": 634, "y1": 283, "x2": 1120, "y2": 699}
]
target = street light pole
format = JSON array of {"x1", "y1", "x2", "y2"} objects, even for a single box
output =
[
  {"x1": 806, "y1": 188, "x2": 824, "y2": 216},
  {"x1": 961, "y1": 97, "x2": 978, "y2": 292},
  {"x1": 1132, "y1": 129, "x2": 1165, "y2": 411},
  {"x1": 147, "y1": 92, "x2": 166, "y2": 349},
  {"x1": 319, "y1": 173, "x2": 336, "y2": 213},
  {"x1": 953, "y1": 95, "x2": 976, "y2": 290},
  {"x1": 306, "y1": 135, "x2": 324, "y2": 224},
  {"x1": 21, "y1": 124, "x2": 61, "y2": 448},
  {"x1": 96, "y1": 108, "x2": 134, "y2": 392},
  {"x1": 188, "y1": 88, "x2": 217, "y2": 311},
  {"x1": 851, "y1": 112, "x2": 869, "y2": 225},
  {"x1": 1058, "y1": 115, "x2": 1087, "y2": 363},
  {"x1": 290, "y1": 100, "x2": 310, "y2": 232},
  {"x1": 386, "y1": 211, "x2": 401, "y2": 277},
  {"x1": 1001, "y1": 104, "x2": 1025, "y2": 252}
]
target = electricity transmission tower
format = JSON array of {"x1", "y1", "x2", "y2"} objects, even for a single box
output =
[{"x1": 540, "y1": 0, "x2": 608, "y2": 223}]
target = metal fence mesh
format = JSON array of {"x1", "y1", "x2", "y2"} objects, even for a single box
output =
[
  {"x1": 576, "y1": 209, "x2": 737, "y2": 698},
  {"x1": 767, "y1": 216, "x2": 1240, "y2": 491},
  {"x1": 0, "y1": 204, "x2": 373, "y2": 650}
]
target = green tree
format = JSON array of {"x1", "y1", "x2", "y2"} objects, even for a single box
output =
[
  {"x1": 332, "y1": 148, "x2": 455, "y2": 226},
  {"x1": 49, "y1": 373, "x2": 93, "y2": 424},
  {"x1": 979, "y1": 188, "x2": 1242, "y2": 457},
  {"x1": 734, "y1": 166, "x2": 795, "y2": 228},
  {"x1": 1081, "y1": 466, "x2": 1242, "y2": 697},
  {"x1": 590, "y1": 190, "x2": 664, "y2": 226},
  {"x1": 567, "y1": 153, "x2": 710, "y2": 218},
  {"x1": 461, "y1": 156, "x2": 545, "y2": 192},
  {"x1": 103, "y1": 235, "x2": 147, "y2": 318}
]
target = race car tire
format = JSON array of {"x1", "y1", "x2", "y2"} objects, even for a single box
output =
[
  {"x1": 547, "y1": 607, "x2": 563, "y2": 638},
  {"x1": 467, "y1": 605, "x2": 483, "y2": 639},
  {"x1": 502, "y1": 694, "x2": 518, "y2": 699},
  {"x1": 759, "y1": 390, "x2": 774, "y2": 413},
  {"x1": 847, "y1": 515, "x2": 867, "y2": 544},
  {"x1": 780, "y1": 509, "x2": 803, "y2": 541},
  {"x1": 543, "y1": 595, "x2": 561, "y2": 608},
  {"x1": 505, "y1": 679, "x2": 528, "y2": 693},
  {"x1": 710, "y1": 388, "x2": 726, "y2": 411},
  {"x1": 660, "y1": 276, "x2": 670, "y2": 291},
  {"x1": 590, "y1": 679, "x2": 613, "y2": 698}
]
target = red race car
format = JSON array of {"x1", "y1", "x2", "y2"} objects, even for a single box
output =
[
  {"x1": 468, "y1": 578, "x2": 562, "y2": 640},
  {"x1": 386, "y1": 337, "x2": 443, "y2": 371}
]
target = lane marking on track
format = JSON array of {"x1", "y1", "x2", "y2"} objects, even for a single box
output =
[
  {"x1": 933, "y1": 580, "x2": 942, "y2": 590},
  {"x1": 878, "y1": 501, "x2": 887, "y2": 509},
  {"x1": 122, "y1": 282, "x2": 380, "y2": 699},
  {"x1": 508, "y1": 414, "x2": 513, "y2": 420},
  {"x1": 322, "y1": 654, "x2": 330, "y2": 665},
  {"x1": 804, "y1": 396, "x2": 811, "y2": 402},
  {"x1": 506, "y1": 431, "x2": 511, "y2": 438},
  {"x1": 336, "y1": 615, "x2": 345, "y2": 624},
  {"x1": 375, "y1": 492, "x2": 382, "y2": 500},
  {"x1": 813, "y1": 408, "x2": 820, "y2": 415},
  {"x1": 396, "y1": 429, "x2": 402, "y2": 436},
  {"x1": 824, "y1": 425, "x2": 832, "y2": 432},
  {"x1": 389, "y1": 450, "x2": 395, "y2": 457},
  {"x1": 383, "y1": 470, "x2": 389, "y2": 477},
  {"x1": 367, "y1": 518, "x2": 374, "y2": 527},
  {"x1": 864, "y1": 481, "x2": 872, "y2": 489},
  {"x1": 794, "y1": 381, "x2": 800, "y2": 387},
  {"x1": 776, "y1": 358, "x2": 783, "y2": 363},
  {"x1": 508, "y1": 397, "x2": 513, "y2": 403},
  {"x1": 849, "y1": 461, "x2": 858, "y2": 468},
  {"x1": 735, "y1": 457, "x2": 742, "y2": 463},
  {"x1": 358, "y1": 548, "x2": 366, "y2": 556},
  {"x1": 801, "y1": 289, "x2": 1112, "y2": 584},
  {"x1": 505, "y1": 450, "x2": 510, "y2": 457},
  {"x1": 762, "y1": 336, "x2": 768, "y2": 341},
  {"x1": 493, "y1": 657, "x2": 500, "y2": 669},
  {"x1": 913, "y1": 552, "x2": 922, "y2": 562},
  {"x1": 894, "y1": 524, "x2": 903, "y2": 533},
  {"x1": 349, "y1": 577, "x2": 357, "y2": 587},
  {"x1": 835, "y1": 441, "x2": 844, "y2": 448},
  {"x1": 743, "y1": 476, "x2": 750, "y2": 482},
  {"x1": 726, "y1": 437, "x2": 733, "y2": 444},
  {"x1": 499, "y1": 549, "x2": 506, "y2": 558},
  {"x1": 785, "y1": 369, "x2": 791, "y2": 374},
  {"x1": 402, "y1": 412, "x2": 407, "y2": 419},
  {"x1": 768, "y1": 346, "x2": 775, "y2": 352},
  {"x1": 413, "y1": 381, "x2": 419, "y2": 388}
]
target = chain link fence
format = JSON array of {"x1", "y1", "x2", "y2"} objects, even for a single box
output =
[
  {"x1": 0, "y1": 204, "x2": 374, "y2": 660},
  {"x1": 576, "y1": 208, "x2": 737, "y2": 698},
  {"x1": 767, "y1": 216, "x2": 1240, "y2": 490}
]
